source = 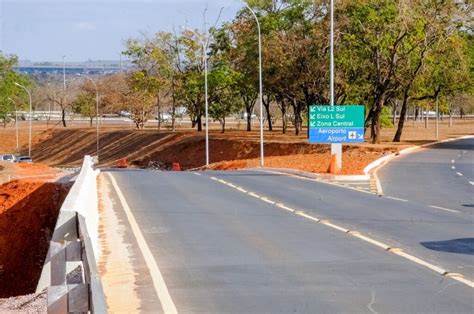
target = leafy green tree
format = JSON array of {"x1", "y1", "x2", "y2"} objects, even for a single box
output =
[
  {"x1": 208, "y1": 64, "x2": 242, "y2": 133},
  {"x1": 0, "y1": 54, "x2": 30, "y2": 127},
  {"x1": 72, "y1": 92, "x2": 96, "y2": 127}
]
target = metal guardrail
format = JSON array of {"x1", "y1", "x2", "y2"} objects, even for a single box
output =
[{"x1": 47, "y1": 213, "x2": 107, "y2": 313}]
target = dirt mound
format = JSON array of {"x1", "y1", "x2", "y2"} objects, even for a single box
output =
[
  {"x1": 133, "y1": 137, "x2": 396, "y2": 173},
  {"x1": 0, "y1": 180, "x2": 71, "y2": 297},
  {"x1": 209, "y1": 149, "x2": 386, "y2": 175}
]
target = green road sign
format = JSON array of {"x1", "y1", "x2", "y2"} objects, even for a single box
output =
[
  {"x1": 309, "y1": 105, "x2": 365, "y2": 128},
  {"x1": 309, "y1": 105, "x2": 365, "y2": 143}
]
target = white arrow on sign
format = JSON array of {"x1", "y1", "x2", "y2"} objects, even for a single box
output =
[
  {"x1": 310, "y1": 122, "x2": 316, "y2": 127},
  {"x1": 310, "y1": 114, "x2": 316, "y2": 119}
]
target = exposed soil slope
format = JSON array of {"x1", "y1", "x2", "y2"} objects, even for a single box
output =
[{"x1": 0, "y1": 180, "x2": 70, "y2": 297}]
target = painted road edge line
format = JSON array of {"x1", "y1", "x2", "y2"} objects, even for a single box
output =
[
  {"x1": 106, "y1": 173, "x2": 178, "y2": 314},
  {"x1": 429, "y1": 205, "x2": 460, "y2": 213}
]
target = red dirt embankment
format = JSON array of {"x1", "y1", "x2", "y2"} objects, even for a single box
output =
[
  {"x1": 134, "y1": 137, "x2": 395, "y2": 174},
  {"x1": 0, "y1": 163, "x2": 70, "y2": 298}
]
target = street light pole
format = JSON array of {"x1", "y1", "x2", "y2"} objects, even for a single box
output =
[
  {"x1": 7, "y1": 97, "x2": 19, "y2": 151},
  {"x1": 330, "y1": 0, "x2": 342, "y2": 170},
  {"x1": 182, "y1": 26, "x2": 210, "y2": 167},
  {"x1": 77, "y1": 74, "x2": 100, "y2": 161},
  {"x1": 14, "y1": 82, "x2": 32, "y2": 157},
  {"x1": 62, "y1": 55, "x2": 66, "y2": 92},
  {"x1": 241, "y1": 1, "x2": 264, "y2": 167}
]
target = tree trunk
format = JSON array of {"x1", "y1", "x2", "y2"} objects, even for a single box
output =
[
  {"x1": 281, "y1": 105, "x2": 287, "y2": 134},
  {"x1": 263, "y1": 95, "x2": 272, "y2": 131},
  {"x1": 393, "y1": 90, "x2": 409, "y2": 142},
  {"x1": 197, "y1": 115, "x2": 202, "y2": 132},
  {"x1": 221, "y1": 118, "x2": 226, "y2": 133},
  {"x1": 371, "y1": 94, "x2": 386, "y2": 144},
  {"x1": 61, "y1": 109, "x2": 67, "y2": 127},
  {"x1": 90, "y1": 117, "x2": 93, "y2": 127},
  {"x1": 291, "y1": 100, "x2": 301, "y2": 136},
  {"x1": 157, "y1": 93, "x2": 161, "y2": 132},
  {"x1": 171, "y1": 80, "x2": 176, "y2": 132},
  {"x1": 245, "y1": 103, "x2": 253, "y2": 132},
  {"x1": 364, "y1": 106, "x2": 375, "y2": 135}
]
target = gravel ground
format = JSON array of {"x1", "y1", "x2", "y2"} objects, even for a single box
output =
[{"x1": 0, "y1": 290, "x2": 47, "y2": 313}]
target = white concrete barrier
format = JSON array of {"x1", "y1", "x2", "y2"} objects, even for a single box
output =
[
  {"x1": 37, "y1": 155, "x2": 101, "y2": 293},
  {"x1": 58, "y1": 156, "x2": 101, "y2": 257}
]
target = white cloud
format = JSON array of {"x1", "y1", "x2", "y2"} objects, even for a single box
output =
[{"x1": 75, "y1": 22, "x2": 96, "y2": 30}]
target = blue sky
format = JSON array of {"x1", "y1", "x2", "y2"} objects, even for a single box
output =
[{"x1": 0, "y1": 0, "x2": 241, "y2": 62}]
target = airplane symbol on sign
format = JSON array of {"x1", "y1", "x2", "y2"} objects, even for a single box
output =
[{"x1": 349, "y1": 131, "x2": 357, "y2": 140}]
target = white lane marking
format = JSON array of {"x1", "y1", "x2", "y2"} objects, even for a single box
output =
[
  {"x1": 275, "y1": 203, "x2": 296, "y2": 213},
  {"x1": 349, "y1": 232, "x2": 391, "y2": 251},
  {"x1": 193, "y1": 173, "x2": 202, "y2": 176},
  {"x1": 295, "y1": 211, "x2": 320, "y2": 223},
  {"x1": 226, "y1": 182, "x2": 237, "y2": 188},
  {"x1": 386, "y1": 196, "x2": 408, "y2": 202},
  {"x1": 260, "y1": 197, "x2": 276, "y2": 205},
  {"x1": 456, "y1": 172, "x2": 463, "y2": 177},
  {"x1": 218, "y1": 179, "x2": 227, "y2": 184},
  {"x1": 210, "y1": 177, "x2": 218, "y2": 181},
  {"x1": 320, "y1": 220, "x2": 350, "y2": 233},
  {"x1": 107, "y1": 173, "x2": 178, "y2": 314},
  {"x1": 429, "y1": 205, "x2": 460, "y2": 213},
  {"x1": 389, "y1": 249, "x2": 447, "y2": 276},
  {"x1": 469, "y1": 181, "x2": 474, "y2": 186},
  {"x1": 451, "y1": 160, "x2": 455, "y2": 163},
  {"x1": 208, "y1": 175, "x2": 474, "y2": 288},
  {"x1": 236, "y1": 187, "x2": 248, "y2": 193},
  {"x1": 451, "y1": 166, "x2": 456, "y2": 170},
  {"x1": 248, "y1": 192, "x2": 261, "y2": 198},
  {"x1": 446, "y1": 274, "x2": 474, "y2": 288}
]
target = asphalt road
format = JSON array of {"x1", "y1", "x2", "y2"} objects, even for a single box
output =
[
  {"x1": 378, "y1": 137, "x2": 474, "y2": 213},
  {"x1": 104, "y1": 169, "x2": 473, "y2": 313}
]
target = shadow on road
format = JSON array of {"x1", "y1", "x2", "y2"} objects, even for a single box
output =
[{"x1": 421, "y1": 238, "x2": 474, "y2": 255}]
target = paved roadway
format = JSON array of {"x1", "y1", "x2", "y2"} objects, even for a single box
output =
[
  {"x1": 103, "y1": 167, "x2": 474, "y2": 313},
  {"x1": 378, "y1": 137, "x2": 474, "y2": 213}
]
